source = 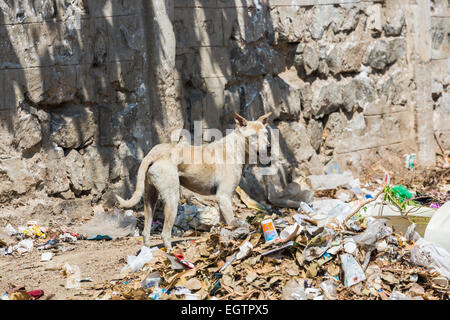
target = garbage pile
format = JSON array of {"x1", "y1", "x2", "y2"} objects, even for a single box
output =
[
  {"x1": 0, "y1": 208, "x2": 139, "y2": 258},
  {"x1": 88, "y1": 182, "x2": 450, "y2": 300}
]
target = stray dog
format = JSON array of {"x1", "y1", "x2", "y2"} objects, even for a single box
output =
[{"x1": 116, "y1": 112, "x2": 272, "y2": 249}]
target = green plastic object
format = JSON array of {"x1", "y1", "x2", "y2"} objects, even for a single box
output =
[{"x1": 391, "y1": 185, "x2": 413, "y2": 202}]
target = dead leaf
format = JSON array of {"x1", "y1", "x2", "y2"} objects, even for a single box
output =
[
  {"x1": 245, "y1": 271, "x2": 258, "y2": 283},
  {"x1": 185, "y1": 277, "x2": 202, "y2": 291},
  {"x1": 283, "y1": 260, "x2": 300, "y2": 276},
  {"x1": 295, "y1": 251, "x2": 305, "y2": 266},
  {"x1": 306, "y1": 263, "x2": 318, "y2": 278},
  {"x1": 327, "y1": 263, "x2": 340, "y2": 277},
  {"x1": 381, "y1": 272, "x2": 400, "y2": 285},
  {"x1": 10, "y1": 291, "x2": 31, "y2": 300}
]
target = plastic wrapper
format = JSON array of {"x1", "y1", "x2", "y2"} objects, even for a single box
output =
[
  {"x1": 303, "y1": 228, "x2": 335, "y2": 261},
  {"x1": 141, "y1": 272, "x2": 162, "y2": 289},
  {"x1": 340, "y1": 253, "x2": 366, "y2": 287}
]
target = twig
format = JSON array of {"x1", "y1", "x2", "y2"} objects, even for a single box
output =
[{"x1": 344, "y1": 189, "x2": 384, "y2": 226}]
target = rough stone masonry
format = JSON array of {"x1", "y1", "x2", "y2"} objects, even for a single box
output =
[{"x1": 0, "y1": 0, "x2": 448, "y2": 215}]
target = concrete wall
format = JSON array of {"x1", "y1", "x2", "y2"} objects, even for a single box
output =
[{"x1": 0, "y1": 0, "x2": 448, "y2": 211}]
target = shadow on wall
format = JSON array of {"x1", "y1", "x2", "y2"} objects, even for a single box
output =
[{"x1": 0, "y1": 0, "x2": 153, "y2": 203}]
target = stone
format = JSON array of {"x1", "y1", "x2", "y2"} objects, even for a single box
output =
[
  {"x1": 324, "y1": 112, "x2": 348, "y2": 149},
  {"x1": 326, "y1": 45, "x2": 342, "y2": 75},
  {"x1": 0, "y1": 158, "x2": 38, "y2": 199},
  {"x1": 364, "y1": 39, "x2": 406, "y2": 70},
  {"x1": 383, "y1": 10, "x2": 405, "y2": 36},
  {"x1": 311, "y1": 82, "x2": 344, "y2": 118},
  {"x1": 57, "y1": 199, "x2": 93, "y2": 220},
  {"x1": 273, "y1": 6, "x2": 307, "y2": 43},
  {"x1": 307, "y1": 119, "x2": 323, "y2": 152},
  {"x1": 365, "y1": 40, "x2": 389, "y2": 70},
  {"x1": 260, "y1": 75, "x2": 302, "y2": 121},
  {"x1": 230, "y1": 43, "x2": 282, "y2": 77},
  {"x1": 303, "y1": 44, "x2": 320, "y2": 75},
  {"x1": 26, "y1": 65, "x2": 78, "y2": 106},
  {"x1": 364, "y1": 4, "x2": 383, "y2": 35},
  {"x1": 309, "y1": 6, "x2": 333, "y2": 40},
  {"x1": 65, "y1": 149, "x2": 92, "y2": 195},
  {"x1": 342, "y1": 77, "x2": 376, "y2": 112},
  {"x1": 13, "y1": 110, "x2": 42, "y2": 152},
  {"x1": 50, "y1": 105, "x2": 97, "y2": 149},
  {"x1": 277, "y1": 121, "x2": 314, "y2": 164},
  {"x1": 45, "y1": 147, "x2": 70, "y2": 195},
  {"x1": 387, "y1": 38, "x2": 406, "y2": 65},
  {"x1": 82, "y1": 145, "x2": 112, "y2": 195}
]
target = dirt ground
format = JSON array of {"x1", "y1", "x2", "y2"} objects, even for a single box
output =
[{"x1": 0, "y1": 235, "x2": 174, "y2": 300}]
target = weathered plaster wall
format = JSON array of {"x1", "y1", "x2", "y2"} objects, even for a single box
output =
[{"x1": 0, "y1": 0, "x2": 448, "y2": 211}]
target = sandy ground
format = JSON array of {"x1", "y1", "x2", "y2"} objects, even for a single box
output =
[{"x1": 0, "y1": 235, "x2": 172, "y2": 300}]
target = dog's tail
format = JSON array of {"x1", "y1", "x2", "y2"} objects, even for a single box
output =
[{"x1": 115, "y1": 151, "x2": 155, "y2": 208}]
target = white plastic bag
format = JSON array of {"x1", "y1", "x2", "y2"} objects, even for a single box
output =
[
  {"x1": 352, "y1": 219, "x2": 392, "y2": 246},
  {"x1": 424, "y1": 201, "x2": 450, "y2": 252},
  {"x1": 410, "y1": 238, "x2": 450, "y2": 278},
  {"x1": 121, "y1": 246, "x2": 158, "y2": 273},
  {"x1": 320, "y1": 279, "x2": 338, "y2": 300},
  {"x1": 282, "y1": 279, "x2": 306, "y2": 300}
]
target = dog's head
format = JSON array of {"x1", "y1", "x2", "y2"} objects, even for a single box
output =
[{"x1": 234, "y1": 112, "x2": 272, "y2": 165}]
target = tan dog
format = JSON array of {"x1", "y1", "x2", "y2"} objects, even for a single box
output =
[{"x1": 116, "y1": 112, "x2": 272, "y2": 249}]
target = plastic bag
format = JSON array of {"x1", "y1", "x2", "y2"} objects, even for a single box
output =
[
  {"x1": 121, "y1": 246, "x2": 158, "y2": 273},
  {"x1": 410, "y1": 238, "x2": 450, "y2": 278},
  {"x1": 389, "y1": 291, "x2": 410, "y2": 300},
  {"x1": 320, "y1": 279, "x2": 338, "y2": 300},
  {"x1": 76, "y1": 208, "x2": 137, "y2": 239},
  {"x1": 352, "y1": 219, "x2": 392, "y2": 246},
  {"x1": 141, "y1": 272, "x2": 161, "y2": 289},
  {"x1": 16, "y1": 239, "x2": 33, "y2": 254},
  {"x1": 424, "y1": 201, "x2": 450, "y2": 252},
  {"x1": 405, "y1": 223, "x2": 421, "y2": 243},
  {"x1": 282, "y1": 279, "x2": 306, "y2": 300}
]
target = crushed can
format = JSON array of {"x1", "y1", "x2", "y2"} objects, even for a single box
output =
[{"x1": 261, "y1": 218, "x2": 279, "y2": 243}]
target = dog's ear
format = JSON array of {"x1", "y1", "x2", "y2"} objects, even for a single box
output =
[
  {"x1": 234, "y1": 112, "x2": 248, "y2": 127},
  {"x1": 257, "y1": 112, "x2": 272, "y2": 126}
]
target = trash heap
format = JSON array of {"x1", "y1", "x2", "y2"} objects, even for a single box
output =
[{"x1": 90, "y1": 184, "x2": 450, "y2": 300}]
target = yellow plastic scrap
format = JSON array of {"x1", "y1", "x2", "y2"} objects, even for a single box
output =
[
  {"x1": 235, "y1": 186, "x2": 268, "y2": 213},
  {"x1": 23, "y1": 224, "x2": 46, "y2": 239}
]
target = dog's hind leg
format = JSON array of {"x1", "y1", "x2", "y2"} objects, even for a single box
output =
[
  {"x1": 148, "y1": 161, "x2": 180, "y2": 251},
  {"x1": 143, "y1": 180, "x2": 159, "y2": 247}
]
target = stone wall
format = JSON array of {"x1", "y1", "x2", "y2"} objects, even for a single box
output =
[
  {"x1": 0, "y1": 0, "x2": 151, "y2": 215},
  {"x1": 0, "y1": 0, "x2": 448, "y2": 211}
]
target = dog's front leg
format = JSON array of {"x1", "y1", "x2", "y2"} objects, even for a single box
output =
[{"x1": 217, "y1": 190, "x2": 234, "y2": 225}]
